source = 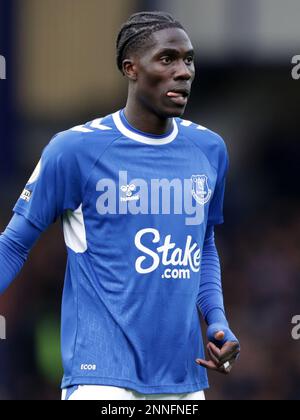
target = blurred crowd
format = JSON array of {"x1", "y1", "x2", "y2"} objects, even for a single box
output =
[{"x1": 210, "y1": 207, "x2": 300, "y2": 399}]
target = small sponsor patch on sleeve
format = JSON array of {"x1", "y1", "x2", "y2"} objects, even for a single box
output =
[{"x1": 20, "y1": 189, "x2": 32, "y2": 202}]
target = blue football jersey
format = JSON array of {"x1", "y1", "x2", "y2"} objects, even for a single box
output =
[{"x1": 13, "y1": 109, "x2": 228, "y2": 394}]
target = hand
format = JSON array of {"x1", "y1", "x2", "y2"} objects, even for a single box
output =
[{"x1": 195, "y1": 330, "x2": 240, "y2": 375}]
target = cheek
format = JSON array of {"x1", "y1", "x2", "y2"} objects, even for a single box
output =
[
  {"x1": 139, "y1": 66, "x2": 171, "y2": 89},
  {"x1": 138, "y1": 78, "x2": 169, "y2": 106},
  {"x1": 191, "y1": 66, "x2": 196, "y2": 81}
]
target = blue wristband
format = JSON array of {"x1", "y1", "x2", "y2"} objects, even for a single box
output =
[{"x1": 207, "y1": 322, "x2": 239, "y2": 348}]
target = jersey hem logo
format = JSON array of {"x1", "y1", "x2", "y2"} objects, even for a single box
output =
[
  {"x1": 80, "y1": 364, "x2": 97, "y2": 371},
  {"x1": 191, "y1": 175, "x2": 212, "y2": 205}
]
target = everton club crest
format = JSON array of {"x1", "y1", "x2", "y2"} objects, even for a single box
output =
[{"x1": 191, "y1": 175, "x2": 212, "y2": 205}]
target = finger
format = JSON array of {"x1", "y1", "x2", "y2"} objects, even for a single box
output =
[
  {"x1": 226, "y1": 354, "x2": 240, "y2": 368},
  {"x1": 219, "y1": 343, "x2": 240, "y2": 363},
  {"x1": 228, "y1": 355, "x2": 239, "y2": 365},
  {"x1": 220, "y1": 348, "x2": 240, "y2": 363},
  {"x1": 219, "y1": 341, "x2": 240, "y2": 358},
  {"x1": 199, "y1": 360, "x2": 231, "y2": 376},
  {"x1": 195, "y1": 358, "x2": 218, "y2": 371},
  {"x1": 207, "y1": 342, "x2": 223, "y2": 366},
  {"x1": 207, "y1": 345, "x2": 222, "y2": 367},
  {"x1": 214, "y1": 360, "x2": 233, "y2": 375},
  {"x1": 220, "y1": 352, "x2": 239, "y2": 366},
  {"x1": 223, "y1": 341, "x2": 240, "y2": 351},
  {"x1": 207, "y1": 342, "x2": 221, "y2": 359},
  {"x1": 217, "y1": 355, "x2": 240, "y2": 376},
  {"x1": 221, "y1": 355, "x2": 239, "y2": 374},
  {"x1": 221, "y1": 362, "x2": 233, "y2": 375}
]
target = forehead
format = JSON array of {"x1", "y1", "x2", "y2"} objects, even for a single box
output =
[{"x1": 147, "y1": 27, "x2": 193, "y2": 54}]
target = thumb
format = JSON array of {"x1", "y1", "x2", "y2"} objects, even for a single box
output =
[
  {"x1": 214, "y1": 331, "x2": 225, "y2": 341},
  {"x1": 207, "y1": 323, "x2": 229, "y2": 347}
]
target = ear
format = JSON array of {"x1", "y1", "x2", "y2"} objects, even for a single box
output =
[{"x1": 122, "y1": 59, "x2": 138, "y2": 81}]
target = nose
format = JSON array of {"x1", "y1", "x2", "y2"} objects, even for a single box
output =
[{"x1": 174, "y1": 60, "x2": 194, "y2": 81}]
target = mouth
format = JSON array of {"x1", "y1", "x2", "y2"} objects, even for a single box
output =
[{"x1": 166, "y1": 88, "x2": 190, "y2": 107}]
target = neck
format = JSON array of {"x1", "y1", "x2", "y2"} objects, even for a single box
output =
[{"x1": 124, "y1": 97, "x2": 173, "y2": 136}]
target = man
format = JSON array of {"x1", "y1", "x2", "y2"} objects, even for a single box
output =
[{"x1": 0, "y1": 11, "x2": 240, "y2": 400}]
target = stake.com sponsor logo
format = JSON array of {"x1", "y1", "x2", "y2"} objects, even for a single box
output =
[{"x1": 135, "y1": 228, "x2": 201, "y2": 280}]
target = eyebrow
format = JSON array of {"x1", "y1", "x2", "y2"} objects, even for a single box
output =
[{"x1": 156, "y1": 48, "x2": 195, "y2": 57}]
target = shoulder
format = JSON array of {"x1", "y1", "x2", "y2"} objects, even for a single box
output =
[
  {"x1": 44, "y1": 113, "x2": 120, "y2": 159},
  {"x1": 177, "y1": 117, "x2": 227, "y2": 153},
  {"x1": 177, "y1": 117, "x2": 228, "y2": 167}
]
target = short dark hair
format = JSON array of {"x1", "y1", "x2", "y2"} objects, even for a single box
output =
[{"x1": 116, "y1": 11, "x2": 185, "y2": 73}]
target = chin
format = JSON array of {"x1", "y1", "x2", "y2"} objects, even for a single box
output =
[
  {"x1": 172, "y1": 108, "x2": 186, "y2": 118},
  {"x1": 161, "y1": 105, "x2": 187, "y2": 119}
]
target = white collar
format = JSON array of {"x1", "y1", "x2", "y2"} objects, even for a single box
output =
[{"x1": 112, "y1": 111, "x2": 178, "y2": 145}]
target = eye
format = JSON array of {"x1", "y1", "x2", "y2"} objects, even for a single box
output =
[
  {"x1": 160, "y1": 56, "x2": 173, "y2": 65},
  {"x1": 185, "y1": 56, "x2": 194, "y2": 65}
]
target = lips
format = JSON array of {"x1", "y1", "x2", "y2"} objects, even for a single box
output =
[{"x1": 166, "y1": 88, "x2": 190, "y2": 107}]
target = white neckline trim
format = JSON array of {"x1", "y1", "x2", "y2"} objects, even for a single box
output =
[{"x1": 112, "y1": 111, "x2": 178, "y2": 145}]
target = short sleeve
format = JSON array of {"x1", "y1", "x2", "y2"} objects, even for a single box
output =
[
  {"x1": 13, "y1": 131, "x2": 82, "y2": 231},
  {"x1": 208, "y1": 139, "x2": 229, "y2": 226}
]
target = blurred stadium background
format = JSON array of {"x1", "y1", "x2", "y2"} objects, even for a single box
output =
[{"x1": 0, "y1": 0, "x2": 300, "y2": 400}]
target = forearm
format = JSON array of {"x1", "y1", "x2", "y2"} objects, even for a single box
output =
[
  {"x1": 197, "y1": 225, "x2": 238, "y2": 345},
  {"x1": 0, "y1": 234, "x2": 28, "y2": 293},
  {"x1": 0, "y1": 213, "x2": 42, "y2": 293},
  {"x1": 197, "y1": 225, "x2": 227, "y2": 325}
]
